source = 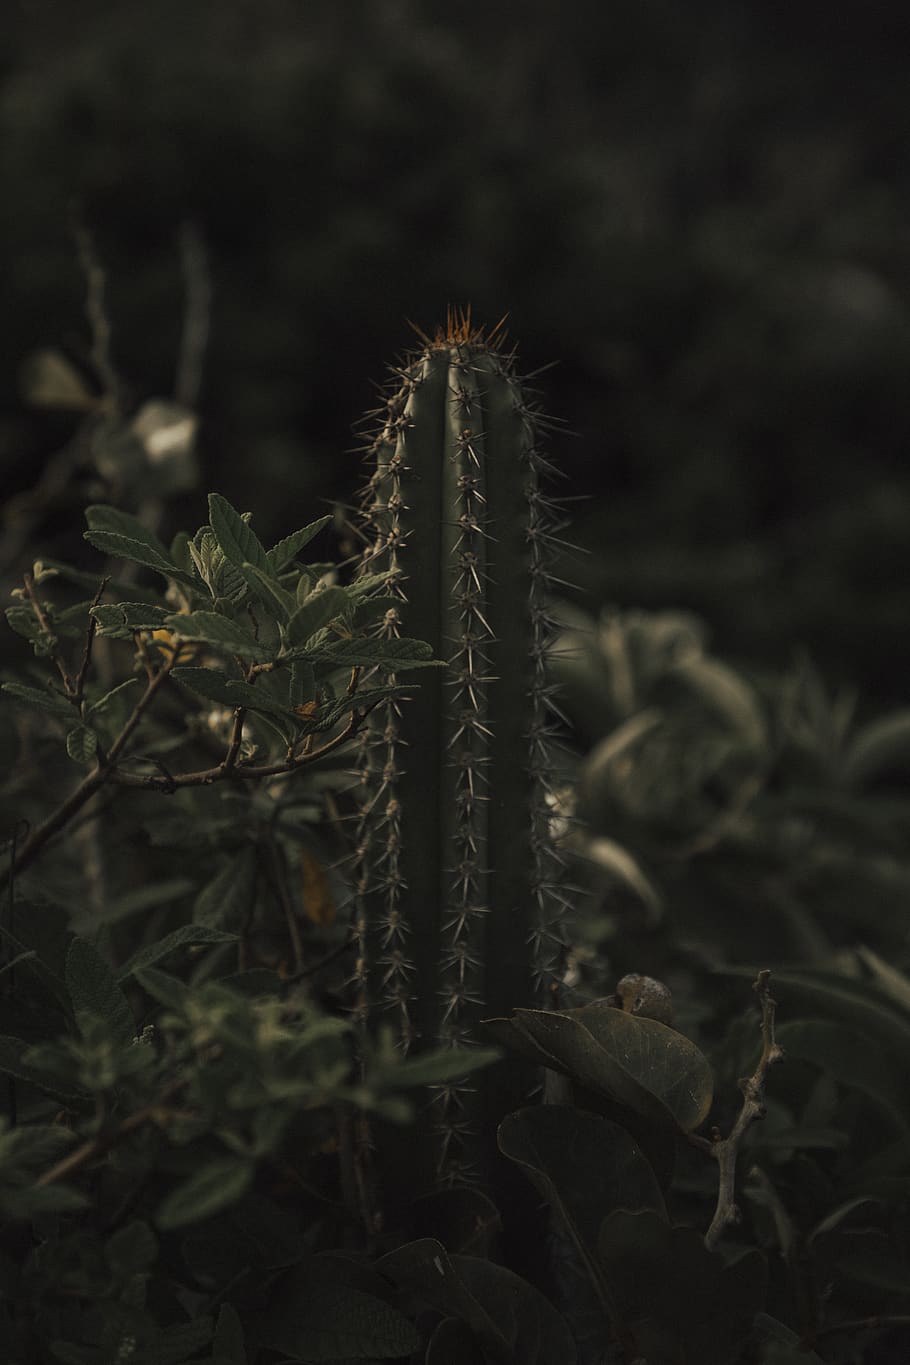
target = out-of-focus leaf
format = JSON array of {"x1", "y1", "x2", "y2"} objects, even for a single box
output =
[
  {"x1": 19, "y1": 349, "x2": 99, "y2": 411},
  {"x1": 116, "y1": 925, "x2": 238, "y2": 981},
  {"x1": 193, "y1": 848, "x2": 257, "y2": 932},
  {"x1": 843, "y1": 709, "x2": 910, "y2": 785},
  {"x1": 156, "y1": 1159, "x2": 254, "y2": 1231},
  {"x1": 777, "y1": 1017, "x2": 910, "y2": 1126},
  {"x1": 855, "y1": 946, "x2": 910, "y2": 1016},
  {"x1": 584, "y1": 837, "x2": 663, "y2": 922}
]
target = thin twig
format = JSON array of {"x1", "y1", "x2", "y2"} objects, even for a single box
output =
[
  {"x1": 21, "y1": 572, "x2": 74, "y2": 694},
  {"x1": 73, "y1": 576, "x2": 110, "y2": 702},
  {"x1": 70, "y1": 208, "x2": 120, "y2": 413},
  {"x1": 700, "y1": 970, "x2": 784, "y2": 1251},
  {"x1": 220, "y1": 707, "x2": 248, "y2": 774},
  {"x1": 35, "y1": 1076, "x2": 190, "y2": 1189}
]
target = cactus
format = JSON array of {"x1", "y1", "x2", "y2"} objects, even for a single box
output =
[{"x1": 350, "y1": 310, "x2": 570, "y2": 1183}]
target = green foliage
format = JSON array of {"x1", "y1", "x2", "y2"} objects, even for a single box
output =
[{"x1": 4, "y1": 346, "x2": 910, "y2": 1364}]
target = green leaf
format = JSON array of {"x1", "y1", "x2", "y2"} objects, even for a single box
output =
[
  {"x1": 71, "y1": 878, "x2": 196, "y2": 933},
  {"x1": 597, "y1": 1210, "x2": 766, "y2": 1365},
  {"x1": 91, "y1": 602, "x2": 173, "y2": 637},
  {"x1": 65, "y1": 937, "x2": 135, "y2": 1047},
  {"x1": 252, "y1": 1260, "x2": 421, "y2": 1361},
  {"x1": 65, "y1": 724, "x2": 98, "y2": 765},
  {"x1": 723, "y1": 968, "x2": 910, "y2": 1069},
  {"x1": 156, "y1": 1158, "x2": 254, "y2": 1230},
  {"x1": 267, "y1": 515, "x2": 332, "y2": 573},
  {"x1": 134, "y1": 966, "x2": 190, "y2": 1012},
  {"x1": 0, "y1": 681, "x2": 72, "y2": 720},
  {"x1": 106, "y1": 1220, "x2": 159, "y2": 1275},
  {"x1": 172, "y1": 666, "x2": 239, "y2": 708},
  {"x1": 163, "y1": 611, "x2": 274, "y2": 660},
  {"x1": 285, "y1": 585, "x2": 351, "y2": 648},
  {"x1": 83, "y1": 531, "x2": 195, "y2": 586},
  {"x1": 426, "y1": 1317, "x2": 486, "y2": 1365},
  {"x1": 208, "y1": 494, "x2": 270, "y2": 574},
  {"x1": 288, "y1": 660, "x2": 316, "y2": 708},
  {"x1": 384, "y1": 1046, "x2": 501, "y2": 1089},
  {"x1": 116, "y1": 925, "x2": 239, "y2": 982},
  {"x1": 194, "y1": 848, "x2": 257, "y2": 932},
  {"x1": 776, "y1": 1018, "x2": 909, "y2": 1127},
  {"x1": 484, "y1": 1001, "x2": 713, "y2": 1133},
  {"x1": 158, "y1": 1316, "x2": 215, "y2": 1363},
  {"x1": 239, "y1": 560, "x2": 295, "y2": 621},
  {"x1": 304, "y1": 636, "x2": 438, "y2": 668},
  {"x1": 85, "y1": 505, "x2": 173, "y2": 559},
  {"x1": 377, "y1": 1239, "x2": 576, "y2": 1365},
  {"x1": 213, "y1": 1304, "x2": 247, "y2": 1364},
  {"x1": 85, "y1": 677, "x2": 140, "y2": 718},
  {"x1": 498, "y1": 1105, "x2": 665, "y2": 1307}
]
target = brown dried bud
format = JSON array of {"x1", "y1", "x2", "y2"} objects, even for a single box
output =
[{"x1": 612, "y1": 973, "x2": 674, "y2": 1025}]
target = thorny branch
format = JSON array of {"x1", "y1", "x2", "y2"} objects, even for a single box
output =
[{"x1": 693, "y1": 970, "x2": 784, "y2": 1251}]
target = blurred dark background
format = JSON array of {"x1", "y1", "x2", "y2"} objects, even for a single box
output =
[{"x1": 3, "y1": 0, "x2": 910, "y2": 709}]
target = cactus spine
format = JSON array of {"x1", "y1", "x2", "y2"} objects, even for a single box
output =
[{"x1": 352, "y1": 312, "x2": 568, "y2": 1181}]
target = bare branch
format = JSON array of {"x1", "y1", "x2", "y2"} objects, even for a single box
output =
[
  {"x1": 35, "y1": 1075, "x2": 190, "y2": 1189},
  {"x1": 175, "y1": 221, "x2": 211, "y2": 410},
  {"x1": 70, "y1": 209, "x2": 120, "y2": 413},
  {"x1": 700, "y1": 970, "x2": 784, "y2": 1251}
]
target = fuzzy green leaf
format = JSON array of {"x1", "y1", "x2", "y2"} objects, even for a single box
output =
[
  {"x1": 303, "y1": 636, "x2": 438, "y2": 668},
  {"x1": 163, "y1": 611, "x2": 274, "y2": 660},
  {"x1": 83, "y1": 525, "x2": 195, "y2": 585},
  {"x1": 208, "y1": 493, "x2": 270, "y2": 574},
  {"x1": 285, "y1": 585, "x2": 351, "y2": 648},
  {"x1": 267, "y1": 515, "x2": 332, "y2": 573},
  {"x1": 65, "y1": 938, "x2": 135, "y2": 1047},
  {"x1": 65, "y1": 724, "x2": 97, "y2": 765},
  {"x1": 239, "y1": 560, "x2": 296, "y2": 621},
  {"x1": 91, "y1": 602, "x2": 173, "y2": 637},
  {"x1": 0, "y1": 681, "x2": 72, "y2": 721},
  {"x1": 85, "y1": 676, "x2": 140, "y2": 719},
  {"x1": 156, "y1": 1159, "x2": 254, "y2": 1231},
  {"x1": 172, "y1": 666, "x2": 239, "y2": 708}
]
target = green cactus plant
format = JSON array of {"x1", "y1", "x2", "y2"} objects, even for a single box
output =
[{"x1": 350, "y1": 310, "x2": 570, "y2": 1184}]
